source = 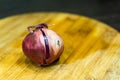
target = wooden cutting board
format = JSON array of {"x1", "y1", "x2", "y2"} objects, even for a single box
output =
[{"x1": 0, "y1": 12, "x2": 120, "y2": 80}]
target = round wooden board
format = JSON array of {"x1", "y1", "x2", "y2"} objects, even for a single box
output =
[{"x1": 0, "y1": 12, "x2": 120, "y2": 80}]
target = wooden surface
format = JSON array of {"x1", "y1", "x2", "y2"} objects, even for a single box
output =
[{"x1": 0, "y1": 12, "x2": 120, "y2": 80}]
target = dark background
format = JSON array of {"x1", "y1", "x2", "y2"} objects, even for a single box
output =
[{"x1": 0, "y1": 0, "x2": 120, "y2": 31}]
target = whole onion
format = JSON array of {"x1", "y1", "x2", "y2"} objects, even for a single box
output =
[{"x1": 22, "y1": 23, "x2": 64, "y2": 66}]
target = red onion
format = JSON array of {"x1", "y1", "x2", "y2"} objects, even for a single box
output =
[{"x1": 22, "y1": 23, "x2": 64, "y2": 66}]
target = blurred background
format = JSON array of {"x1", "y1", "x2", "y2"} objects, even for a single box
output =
[{"x1": 0, "y1": 0, "x2": 120, "y2": 31}]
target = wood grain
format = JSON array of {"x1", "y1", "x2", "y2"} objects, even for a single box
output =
[{"x1": 0, "y1": 12, "x2": 120, "y2": 80}]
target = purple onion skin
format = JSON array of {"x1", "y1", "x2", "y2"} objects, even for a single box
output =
[{"x1": 22, "y1": 23, "x2": 64, "y2": 66}]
